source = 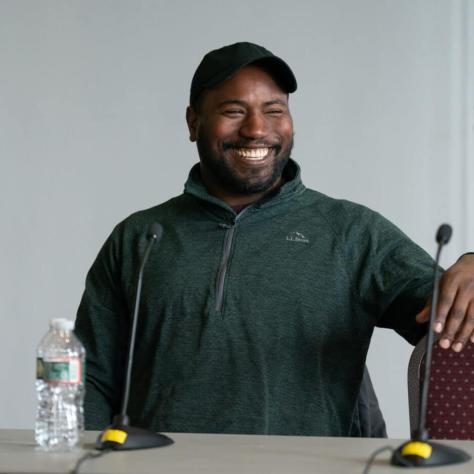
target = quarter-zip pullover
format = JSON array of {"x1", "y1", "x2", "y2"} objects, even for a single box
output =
[{"x1": 76, "y1": 159, "x2": 433, "y2": 436}]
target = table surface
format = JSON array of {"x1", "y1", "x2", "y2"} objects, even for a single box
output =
[{"x1": 0, "y1": 430, "x2": 473, "y2": 474}]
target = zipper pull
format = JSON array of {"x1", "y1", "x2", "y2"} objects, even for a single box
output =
[{"x1": 218, "y1": 222, "x2": 234, "y2": 229}]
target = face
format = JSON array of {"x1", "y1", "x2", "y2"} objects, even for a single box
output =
[{"x1": 186, "y1": 65, "x2": 294, "y2": 203}]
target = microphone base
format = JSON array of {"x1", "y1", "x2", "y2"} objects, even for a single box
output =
[
  {"x1": 96, "y1": 424, "x2": 173, "y2": 451},
  {"x1": 391, "y1": 440, "x2": 471, "y2": 467}
]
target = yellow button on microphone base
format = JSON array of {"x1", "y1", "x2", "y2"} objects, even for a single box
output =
[
  {"x1": 401, "y1": 441, "x2": 432, "y2": 459},
  {"x1": 101, "y1": 429, "x2": 128, "y2": 445}
]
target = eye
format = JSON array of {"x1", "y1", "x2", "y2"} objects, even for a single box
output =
[
  {"x1": 266, "y1": 109, "x2": 284, "y2": 115},
  {"x1": 222, "y1": 109, "x2": 245, "y2": 116}
]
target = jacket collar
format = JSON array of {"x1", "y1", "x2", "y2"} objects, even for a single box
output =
[{"x1": 183, "y1": 159, "x2": 306, "y2": 214}]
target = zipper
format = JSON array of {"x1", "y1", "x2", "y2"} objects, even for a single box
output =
[
  {"x1": 215, "y1": 222, "x2": 236, "y2": 313},
  {"x1": 215, "y1": 208, "x2": 252, "y2": 314}
]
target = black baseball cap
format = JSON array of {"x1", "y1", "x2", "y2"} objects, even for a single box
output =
[{"x1": 190, "y1": 42, "x2": 297, "y2": 106}]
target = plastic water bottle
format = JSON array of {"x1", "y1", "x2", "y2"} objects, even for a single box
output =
[{"x1": 35, "y1": 318, "x2": 85, "y2": 450}]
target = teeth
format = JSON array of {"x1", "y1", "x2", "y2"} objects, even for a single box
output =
[{"x1": 235, "y1": 147, "x2": 269, "y2": 160}]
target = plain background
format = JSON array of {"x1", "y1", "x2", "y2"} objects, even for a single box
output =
[{"x1": 0, "y1": 0, "x2": 473, "y2": 438}]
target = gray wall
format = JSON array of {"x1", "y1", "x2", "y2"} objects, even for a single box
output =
[{"x1": 1, "y1": 0, "x2": 473, "y2": 438}]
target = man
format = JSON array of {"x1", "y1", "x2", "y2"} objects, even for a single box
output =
[{"x1": 75, "y1": 42, "x2": 474, "y2": 437}]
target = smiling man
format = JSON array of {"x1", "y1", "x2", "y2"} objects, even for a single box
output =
[
  {"x1": 187, "y1": 63, "x2": 294, "y2": 206},
  {"x1": 75, "y1": 42, "x2": 474, "y2": 437}
]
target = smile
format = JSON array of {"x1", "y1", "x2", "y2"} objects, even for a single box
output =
[{"x1": 234, "y1": 147, "x2": 270, "y2": 160}]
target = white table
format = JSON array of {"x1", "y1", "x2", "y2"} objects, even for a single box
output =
[{"x1": 0, "y1": 430, "x2": 473, "y2": 473}]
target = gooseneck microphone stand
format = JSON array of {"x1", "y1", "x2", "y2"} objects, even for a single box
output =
[
  {"x1": 391, "y1": 224, "x2": 470, "y2": 467},
  {"x1": 96, "y1": 223, "x2": 173, "y2": 450}
]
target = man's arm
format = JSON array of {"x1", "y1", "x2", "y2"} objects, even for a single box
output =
[
  {"x1": 415, "y1": 254, "x2": 474, "y2": 352},
  {"x1": 74, "y1": 227, "x2": 129, "y2": 429},
  {"x1": 345, "y1": 208, "x2": 474, "y2": 350}
]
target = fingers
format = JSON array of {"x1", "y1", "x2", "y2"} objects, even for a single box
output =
[
  {"x1": 433, "y1": 278, "x2": 458, "y2": 336},
  {"x1": 449, "y1": 302, "x2": 474, "y2": 352},
  {"x1": 436, "y1": 265, "x2": 474, "y2": 351},
  {"x1": 437, "y1": 289, "x2": 469, "y2": 349}
]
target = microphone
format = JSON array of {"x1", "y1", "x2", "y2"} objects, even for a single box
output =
[
  {"x1": 391, "y1": 224, "x2": 470, "y2": 467},
  {"x1": 96, "y1": 222, "x2": 173, "y2": 451},
  {"x1": 436, "y1": 224, "x2": 452, "y2": 245}
]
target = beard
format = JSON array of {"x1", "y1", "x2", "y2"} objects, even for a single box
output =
[{"x1": 196, "y1": 135, "x2": 294, "y2": 196}]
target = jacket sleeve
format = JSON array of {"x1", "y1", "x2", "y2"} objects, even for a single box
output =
[
  {"x1": 347, "y1": 209, "x2": 434, "y2": 345},
  {"x1": 74, "y1": 227, "x2": 130, "y2": 430}
]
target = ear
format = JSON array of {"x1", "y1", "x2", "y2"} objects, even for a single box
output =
[{"x1": 186, "y1": 106, "x2": 198, "y2": 142}]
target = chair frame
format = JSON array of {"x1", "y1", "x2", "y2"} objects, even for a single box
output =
[{"x1": 407, "y1": 334, "x2": 440, "y2": 435}]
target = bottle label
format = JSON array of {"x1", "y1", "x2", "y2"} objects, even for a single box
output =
[{"x1": 36, "y1": 357, "x2": 82, "y2": 384}]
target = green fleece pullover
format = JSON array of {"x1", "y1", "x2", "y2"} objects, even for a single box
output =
[{"x1": 75, "y1": 159, "x2": 433, "y2": 436}]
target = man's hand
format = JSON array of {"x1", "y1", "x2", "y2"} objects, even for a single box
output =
[{"x1": 415, "y1": 254, "x2": 474, "y2": 352}]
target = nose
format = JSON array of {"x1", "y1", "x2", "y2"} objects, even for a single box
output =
[{"x1": 239, "y1": 111, "x2": 268, "y2": 140}]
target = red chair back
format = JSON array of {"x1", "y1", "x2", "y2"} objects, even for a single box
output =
[{"x1": 408, "y1": 337, "x2": 474, "y2": 440}]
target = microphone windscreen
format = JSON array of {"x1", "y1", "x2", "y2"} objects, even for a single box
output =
[
  {"x1": 148, "y1": 222, "x2": 163, "y2": 241},
  {"x1": 436, "y1": 224, "x2": 452, "y2": 245}
]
